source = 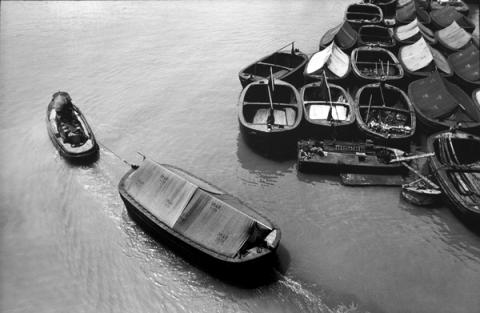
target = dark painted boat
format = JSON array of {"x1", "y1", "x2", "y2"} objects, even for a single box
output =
[
  {"x1": 398, "y1": 37, "x2": 453, "y2": 77},
  {"x1": 408, "y1": 71, "x2": 480, "y2": 132},
  {"x1": 430, "y1": 7, "x2": 475, "y2": 33},
  {"x1": 345, "y1": 3, "x2": 383, "y2": 29},
  {"x1": 297, "y1": 139, "x2": 407, "y2": 173},
  {"x1": 319, "y1": 21, "x2": 358, "y2": 52},
  {"x1": 396, "y1": 1, "x2": 431, "y2": 25},
  {"x1": 394, "y1": 18, "x2": 437, "y2": 45},
  {"x1": 430, "y1": 0, "x2": 470, "y2": 15},
  {"x1": 448, "y1": 44, "x2": 480, "y2": 88},
  {"x1": 300, "y1": 80, "x2": 355, "y2": 133},
  {"x1": 358, "y1": 25, "x2": 396, "y2": 48},
  {"x1": 46, "y1": 92, "x2": 98, "y2": 160},
  {"x1": 354, "y1": 82, "x2": 416, "y2": 141},
  {"x1": 427, "y1": 131, "x2": 480, "y2": 220},
  {"x1": 119, "y1": 158, "x2": 281, "y2": 269},
  {"x1": 351, "y1": 46, "x2": 404, "y2": 81},
  {"x1": 435, "y1": 21, "x2": 474, "y2": 52},
  {"x1": 304, "y1": 42, "x2": 351, "y2": 82},
  {"x1": 238, "y1": 79, "x2": 302, "y2": 152},
  {"x1": 238, "y1": 42, "x2": 308, "y2": 88}
]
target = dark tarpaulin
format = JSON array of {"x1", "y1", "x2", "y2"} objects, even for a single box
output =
[{"x1": 449, "y1": 44, "x2": 480, "y2": 84}]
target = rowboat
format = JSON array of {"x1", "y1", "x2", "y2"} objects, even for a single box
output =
[
  {"x1": 435, "y1": 21, "x2": 473, "y2": 52},
  {"x1": 429, "y1": 0, "x2": 470, "y2": 16},
  {"x1": 430, "y1": 7, "x2": 475, "y2": 33},
  {"x1": 119, "y1": 159, "x2": 281, "y2": 269},
  {"x1": 357, "y1": 25, "x2": 396, "y2": 49},
  {"x1": 300, "y1": 80, "x2": 355, "y2": 134},
  {"x1": 238, "y1": 42, "x2": 308, "y2": 88},
  {"x1": 46, "y1": 92, "x2": 98, "y2": 161},
  {"x1": 427, "y1": 131, "x2": 480, "y2": 221},
  {"x1": 354, "y1": 82, "x2": 416, "y2": 141},
  {"x1": 351, "y1": 46, "x2": 404, "y2": 81},
  {"x1": 408, "y1": 71, "x2": 480, "y2": 132},
  {"x1": 297, "y1": 139, "x2": 407, "y2": 174},
  {"x1": 401, "y1": 180, "x2": 442, "y2": 206},
  {"x1": 394, "y1": 18, "x2": 437, "y2": 45},
  {"x1": 396, "y1": 1, "x2": 431, "y2": 25},
  {"x1": 238, "y1": 78, "x2": 302, "y2": 153},
  {"x1": 398, "y1": 37, "x2": 453, "y2": 77},
  {"x1": 304, "y1": 42, "x2": 351, "y2": 82},
  {"x1": 448, "y1": 44, "x2": 480, "y2": 88},
  {"x1": 319, "y1": 21, "x2": 358, "y2": 52},
  {"x1": 345, "y1": 3, "x2": 383, "y2": 29}
]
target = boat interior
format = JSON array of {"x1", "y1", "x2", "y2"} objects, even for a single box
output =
[
  {"x1": 359, "y1": 26, "x2": 395, "y2": 46},
  {"x1": 49, "y1": 109, "x2": 94, "y2": 152},
  {"x1": 346, "y1": 4, "x2": 383, "y2": 23},
  {"x1": 243, "y1": 52, "x2": 305, "y2": 78},
  {"x1": 303, "y1": 85, "x2": 351, "y2": 122},
  {"x1": 354, "y1": 49, "x2": 402, "y2": 79}
]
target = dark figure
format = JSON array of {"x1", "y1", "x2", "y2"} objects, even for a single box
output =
[{"x1": 52, "y1": 91, "x2": 86, "y2": 146}]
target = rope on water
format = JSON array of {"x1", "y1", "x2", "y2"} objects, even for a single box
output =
[{"x1": 98, "y1": 141, "x2": 138, "y2": 168}]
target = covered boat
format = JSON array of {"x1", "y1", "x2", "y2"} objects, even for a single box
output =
[
  {"x1": 396, "y1": 1, "x2": 431, "y2": 25},
  {"x1": 319, "y1": 21, "x2": 358, "y2": 52},
  {"x1": 430, "y1": 0, "x2": 470, "y2": 16},
  {"x1": 448, "y1": 44, "x2": 480, "y2": 88},
  {"x1": 345, "y1": 3, "x2": 383, "y2": 29},
  {"x1": 435, "y1": 21, "x2": 473, "y2": 52},
  {"x1": 119, "y1": 159, "x2": 281, "y2": 268},
  {"x1": 408, "y1": 71, "x2": 480, "y2": 132},
  {"x1": 304, "y1": 42, "x2": 351, "y2": 82},
  {"x1": 238, "y1": 42, "x2": 308, "y2": 88},
  {"x1": 427, "y1": 131, "x2": 480, "y2": 220},
  {"x1": 46, "y1": 91, "x2": 98, "y2": 160},
  {"x1": 430, "y1": 7, "x2": 475, "y2": 33},
  {"x1": 297, "y1": 139, "x2": 407, "y2": 173},
  {"x1": 358, "y1": 25, "x2": 396, "y2": 48},
  {"x1": 394, "y1": 18, "x2": 437, "y2": 45},
  {"x1": 398, "y1": 37, "x2": 453, "y2": 77},
  {"x1": 354, "y1": 82, "x2": 416, "y2": 141},
  {"x1": 300, "y1": 80, "x2": 355, "y2": 133},
  {"x1": 351, "y1": 46, "x2": 404, "y2": 81}
]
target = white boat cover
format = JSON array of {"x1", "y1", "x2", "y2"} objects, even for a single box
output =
[
  {"x1": 123, "y1": 160, "x2": 255, "y2": 257},
  {"x1": 306, "y1": 42, "x2": 349, "y2": 78},
  {"x1": 437, "y1": 20, "x2": 471, "y2": 50},
  {"x1": 395, "y1": 18, "x2": 434, "y2": 41},
  {"x1": 400, "y1": 37, "x2": 451, "y2": 73}
]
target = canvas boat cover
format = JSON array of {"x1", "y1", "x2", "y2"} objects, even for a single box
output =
[
  {"x1": 320, "y1": 22, "x2": 357, "y2": 50},
  {"x1": 431, "y1": 6, "x2": 465, "y2": 28},
  {"x1": 306, "y1": 42, "x2": 349, "y2": 78},
  {"x1": 396, "y1": 0, "x2": 416, "y2": 23},
  {"x1": 123, "y1": 160, "x2": 256, "y2": 257},
  {"x1": 395, "y1": 18, "x2": 435, "y2": 43},
  {"x1": 449, "y1": 44, "x2": 480, "y2": 84},
  {"x1": 409, "y1": 71, "x2": 460, "y2": 119},
  {"x1": 400, "y1": 37, "x2": 451, "y2": 74},
  {"x1": 436, "y1": 21, "x2": 471, "y2": 50}
]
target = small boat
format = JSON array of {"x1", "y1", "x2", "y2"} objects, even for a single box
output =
[
  {"x1": 319, "y1": 21, "x2": 358, "y2": 51},
  {"x1": 358, "y1": 25, "x2": 396, "y2": 48},
  {"x1": 300, "y1": 80, "x2": 355, "y2": 132},
  {"x1": 119, "y1": 158, "x2": 281, "y2": 269},
  {"x1": 364, "y1": 0, "x2": 397, "y2": 24},
  {"x1": 351, "y1": 46, "x2": 404, "y2": 81},
  {"x1": 435, "y1": 21, "x2": 473, "y2": 52},
  {"x1": 398, "y1": 37, "x2": 453, "y2": 77},
  {"x1": 448, "y1": 44, "x2": 480, "y2": 87},
  {"x1": 401, "y1": 179, "x2": 442, "y2": 206},
  {"x1": 394, "y1": 18, "x2": 437, "y2": 45},
  {"x1": 46, "y1": 91, "x2": 98, "y2": 160},
  {"x1": 238, "y1": 78, "x2": 302, "y2": 147},
  {"x1": 345, "y1": 3, "x2": 383, "y2": 29},
  {"x1": 354, "y1": 82, "x2": 416, "y2": 141},
  {"x1": 297, "y1": 139, "x2": 407, "y2": 173},
  {"x1": 430, "y1": 7, "x2": 475, "y2": 33},
  {"x1": 396, "y1": 1, "x2": 431, "y2": 25},
  {"x1": 427, "y1": 131, "x2": 480, "y2": 220},
  {"x1": 238, "y1": 42, "x2": 308, "y2": 88},
  {"x1": 304, "y1": 42, "x2": 351, "y2": 82},
  {"x1": 429, "y1": 0, "x2": 470, "y2": 16},
  {"x1": 408, "y1": 71, "x2": 480, "y2": 132}
]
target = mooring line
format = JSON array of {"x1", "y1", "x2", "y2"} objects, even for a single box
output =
[{"x1": 98, "y1": 141, "x2": 135, "y2": 168}]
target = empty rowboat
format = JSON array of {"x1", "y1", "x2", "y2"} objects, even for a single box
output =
[
  {"x1": 358, "y1": 25, "x2": 396, "y2": 48},
  {"x1": 345, "y1": 3, "x2": 383, "y2": 29},
  {"x1": 304, "y1": 42, "x2": 351, "y2": 82},
  {"x1": 238, "y1": 42, "x2": 308, "y2": 88},
  {"x1": 119, "y1": 158, "x2": 281, "y2": 269},
  {"x1": 351, "y1": 46, "x2": 404, "y2": 81}
]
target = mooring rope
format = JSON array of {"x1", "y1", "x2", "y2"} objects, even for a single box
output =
[{"x1": 98, "y1": 141, "x2": 136, "y2": 168}]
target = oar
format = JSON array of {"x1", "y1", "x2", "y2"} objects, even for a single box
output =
[
  {"x1": 323, "y1": 71, "x2": 337, "y2": 122},
  {"x1": 267, "y1": 67, "x2": 275, "y2": 127},
  {"x1": 366, "y1": 93, "x2": 373, "y2": 123},
  {"x1": 400, "y1": 161, "x2": 440, "y2": 189}
]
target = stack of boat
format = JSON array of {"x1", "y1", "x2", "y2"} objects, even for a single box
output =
[{"x1": 237, "y1": 0, "x2": 479, "y2": 220}]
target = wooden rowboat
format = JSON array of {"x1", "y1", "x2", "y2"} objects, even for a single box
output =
[
  {"x1": 345, "y1": 3, "x2": 383, "y2": 29},
  {"x1": 427, "y1": 131, "x2": 480, "y2": 221},
  {"x1": 119, "y1": 158, "x2": 281, "y2": 269},
  {"x1": 351, "y1": 46, "x2": 404, "y2": 81},
  {"x1": 365, "y1": 0, "x2": 397, "y2": 20},
  {"x1": 304, "y1": 42, "x2": 351, "y2": 82},
  {"x1": 46, "y1": 92, "x2": 98, "y2": 161},
  {"x1": 238, "y1": 42, "x2": 308, "y2": 88},
  {"x1": 358, "y1": 25, "x2": 396, "y2": 49}
]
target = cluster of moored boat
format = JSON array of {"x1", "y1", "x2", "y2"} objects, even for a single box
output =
[{"x1": 237, "y1": 0, "x2": 480, "y2": 222}]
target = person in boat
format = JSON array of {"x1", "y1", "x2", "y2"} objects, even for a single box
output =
[{"x1": 52, "y1": 91, "x2": 86, "y2": 146}]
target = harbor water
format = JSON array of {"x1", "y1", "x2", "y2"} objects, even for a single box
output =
[{"x1": 1, "y1": 1, "x2": 479, "y2": 313}]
